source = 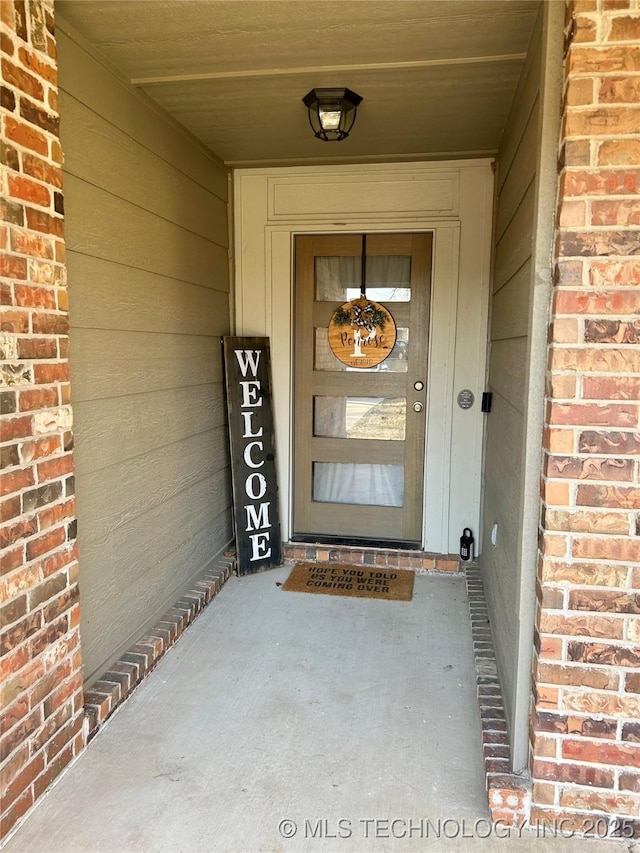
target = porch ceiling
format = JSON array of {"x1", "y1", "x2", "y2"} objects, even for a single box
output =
[{"x1": 56, "y1": 0, "x2": 540, "y2": 167}]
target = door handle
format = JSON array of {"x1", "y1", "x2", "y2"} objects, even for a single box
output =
[{"x1": 413, "y1": 401, "x2": 424, "y2": 413}]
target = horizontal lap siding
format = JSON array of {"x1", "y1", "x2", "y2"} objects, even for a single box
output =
[
  {"x1": 57, "y1": 26, "x2": 232, "y2": 685},
  {"x1": 481, "y1": 7, "x2": 542, "y2": 747}
]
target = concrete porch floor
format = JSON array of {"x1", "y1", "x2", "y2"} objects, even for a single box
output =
[{"x1": 3, "y1": 566, "x2": 629, "y2": 852}]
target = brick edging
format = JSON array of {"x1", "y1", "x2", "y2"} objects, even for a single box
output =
[
  {"x1": 283, "y1": 542, "x2": 460, "y2": 573},
  {"x1": 82, "y1": 556, "x2": 236, "y2": 741},
  {"x1": 464, "y1": 563, "x2": 531, "y2": 826}
]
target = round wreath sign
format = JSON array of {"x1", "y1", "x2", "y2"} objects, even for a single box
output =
[{"x1": 328, "y1": 297, "x2": 397, "y2": 369}]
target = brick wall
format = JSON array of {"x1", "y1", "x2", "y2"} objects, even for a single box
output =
[
  {"x1": 1, "y1": 0, "x2": 84, "y2": 841},
  {"x1": 531, "y1": 0, "x2": 640, "y2": 836}
]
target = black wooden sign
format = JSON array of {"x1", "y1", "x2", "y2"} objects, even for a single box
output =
[{"x1": 223, "y1": 336, "x2": 282, "y2": 574}]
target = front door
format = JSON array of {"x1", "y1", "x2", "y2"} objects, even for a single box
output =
[{"x1": 293, "y1": 232, "x2": 432, "y2": 545}]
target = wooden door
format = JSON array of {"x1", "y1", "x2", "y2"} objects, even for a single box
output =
[{"x1": 293, "y1": 233, "x2": 432, "y2": 545}]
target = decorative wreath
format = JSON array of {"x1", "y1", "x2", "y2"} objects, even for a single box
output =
[{"x1": 328, "y1": 297, "x2": 397, "y2": 369}]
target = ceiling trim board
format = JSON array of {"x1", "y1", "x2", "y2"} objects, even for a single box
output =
[
  {"x1": 131, "y1": 53, "x2": 527, "y2": 86},
  {"x1": 223, "y1": 149, "x2": 499, "y2": 169}
]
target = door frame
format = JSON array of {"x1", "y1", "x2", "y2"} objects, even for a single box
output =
[
  {"x1": 233, "y1": 161, "x2": 494, "y2": 553},
  {"x1": 292, "y1": 232, "x2": 433, "y2": 544}
]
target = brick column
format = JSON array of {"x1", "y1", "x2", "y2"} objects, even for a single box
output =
[
  {"x1": 531, "y1": 0, "x2": 640, "y2": 836},
  {"x1": 1, "y1": 0, "x2": 85, "y2": 841}
]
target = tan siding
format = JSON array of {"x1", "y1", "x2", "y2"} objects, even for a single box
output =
[
  {"x1": 58, "y1": 25, "x2": 232, "y2": 685},
  {"x1": 493, "y1": 180, "x2": 537, "y2": 294},
  {"x1": 73, "y1": 385, "x2": 227, "y2": 476},
  {"x1": 481, "y1": 5, "x2": 543, "y2": 746},
  {"x1": 496, "y1": 23, "x2": 543, "y2": 196},
  {"x1": 64, "y1": 174, "x2": 228, "y2": 289},
  {"x1": 494, "y1": 101, "x2": 539, "y2": 241},
  {"x1": 67, "y1": 254, "x2": 230, "y2": 337},
  {"x1": 483, "y1": 396, "x2": 525, "y2": 609},
  {"x1": 488, "y1": 337, "x2": 528, "y2": 414},
  {"x1": 491, "y1": 261, "x2": 532, "y2": 341},
  {"x1": 69, "y1": 329, "x2": 223, "y2": 404},
  {"x1": 59, "y1": 94, "x2": 228, "y2": 242},
  {"x1": 57, "y1": 31, "x2": 228, "y2": 200}
]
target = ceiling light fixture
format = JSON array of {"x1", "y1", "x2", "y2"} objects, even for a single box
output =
[{"x1": 302, "y1": 87, "x2": 363, "y2": 142}]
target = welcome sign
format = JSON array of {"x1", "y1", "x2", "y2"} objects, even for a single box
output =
[{"x1": 223, "y1": 337, "x2": 282, "y2": 574}]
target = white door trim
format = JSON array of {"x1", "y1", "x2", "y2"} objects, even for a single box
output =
[{"x1": 234, "y1": 161, "x2": 493, "y2": 553}]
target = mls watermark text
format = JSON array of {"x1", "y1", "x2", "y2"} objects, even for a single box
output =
[{"x1": 277, "y1": 816, "x2": 626, "y2": 841}]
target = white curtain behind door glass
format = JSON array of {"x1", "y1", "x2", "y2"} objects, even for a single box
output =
[
  {"x1": 312, "y1": 253, "x2": 410, "y2": 508},
  {"x1": 313, "y1": 463, "x2": 404, "y2": 507},
  {"x1": 315, "y1": 256, "x2": 411, "y2": 302}
]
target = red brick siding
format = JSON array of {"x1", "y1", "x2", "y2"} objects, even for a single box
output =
[
  {"x1": 1, "y1": 1, "x2": 84, "y2": 842},
  {"x1": 531, "y1": 0, "x2": 640, "y2": 836}
]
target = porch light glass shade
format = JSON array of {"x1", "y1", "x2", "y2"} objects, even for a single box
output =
[{"x1": 303, "y1": 88, "x2": 363, "y2": 141}]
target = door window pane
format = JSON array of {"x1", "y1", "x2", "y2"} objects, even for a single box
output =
[
  {"x1": 314, "y1": 397, "x2": 406, "y2": 441},
  {"x1": 313, "y1": 462, "x2": 404, "y2": 507},
  {"x1": 315, "y1": 256, "x2": 411, "y2": 302},
  {"x1": 315, "y1": 327, "x2": 409, "y2": 372}
]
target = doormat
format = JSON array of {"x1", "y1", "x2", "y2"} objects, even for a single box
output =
[{"x1": 282, "y1": 562, "x2": 414, "y2": 601}]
